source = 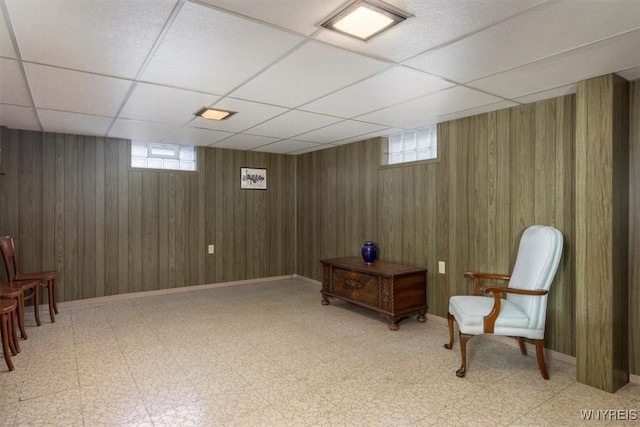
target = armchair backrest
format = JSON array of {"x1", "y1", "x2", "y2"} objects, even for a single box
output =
[{"x1": 507, "y1": 225, "x2": 563, "y2": 331}]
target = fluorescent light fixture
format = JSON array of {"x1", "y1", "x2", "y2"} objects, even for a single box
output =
[
  {"x1": 195, "y1": 107, "x2": 236, "y2": 121},
  {"x1": 321, "y1": 0, "x2": 411, "y2": 41}
]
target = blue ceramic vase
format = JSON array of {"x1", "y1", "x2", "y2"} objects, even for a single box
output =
[{"x1": 361, "y1": 241, "x2": 378, "y2": 264}]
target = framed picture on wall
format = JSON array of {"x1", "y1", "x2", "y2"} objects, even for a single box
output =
[{"x1": 240, "y1": 167, "x2": 267, "y2": 190}]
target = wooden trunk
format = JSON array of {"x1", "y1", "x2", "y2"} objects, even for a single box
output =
[{"x1": 320, "y1": 256, "x2": 428, "y2": 330}]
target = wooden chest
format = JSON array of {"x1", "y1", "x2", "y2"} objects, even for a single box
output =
[{"x1": 320, "y1": 256, "x2": 428, "y2": 330}]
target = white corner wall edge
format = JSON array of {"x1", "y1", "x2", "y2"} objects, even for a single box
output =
[{"x1": 55, "y1": 273, "x2": 640, "y2": 387}]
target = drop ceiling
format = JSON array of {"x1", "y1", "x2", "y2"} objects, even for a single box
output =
[{"x1": 0, "y1": 0, "x2": 639, "y2": 155}]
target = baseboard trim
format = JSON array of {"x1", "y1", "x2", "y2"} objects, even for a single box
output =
[{"x1": 57, "y1": 275, "x2": 295, "y2": 308}]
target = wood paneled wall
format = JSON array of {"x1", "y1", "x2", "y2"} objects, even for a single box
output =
[
  {"x1": 630, "y1": 80, "x2": 640, "y2": 375},
  {"x1": 575, "y1": 75, "x2": 630, "y2": 392},
  {"x1": 297, "y1": 96, "x2": 576, "y2": 356},
  {"x1": 0, "y1": 128, "x2": 296, "y2": 300},
  {"x1": 296, "y1": 139, "x2": 380, "y2": 280}
]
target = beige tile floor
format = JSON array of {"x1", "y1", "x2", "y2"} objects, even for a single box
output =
[{"x1": 1, "y1": 278, "x2": 639, "y2": 426}]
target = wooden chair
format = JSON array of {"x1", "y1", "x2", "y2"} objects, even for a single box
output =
[
  {"x1": 0, "y1": 298, "x2": 19, "y2": 371},
  {"x1": 1, "y1": 281, "x2": 36, "y2": 339},
  {"x1": 444, "y1": 225, "x2": 563, "y2": 379},
  {"x1": 0, "y1": 236, "x2": 57, "y2": 323}
]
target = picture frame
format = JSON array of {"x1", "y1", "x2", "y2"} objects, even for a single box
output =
[{"x1": 240, "y1": 167, "x2": 267, "y2": 190}]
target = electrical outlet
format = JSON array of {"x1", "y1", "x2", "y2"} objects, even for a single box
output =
[
  {"x1": 438, "y1": 261, "x2": 446, "y2": 274},
  {"x1": 208, "y1": 244, "x2": 215, "y2": 254}
]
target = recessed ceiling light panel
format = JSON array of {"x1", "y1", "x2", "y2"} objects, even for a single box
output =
[
  {"x1": 321, "y1": 0, "x2": 411, "y2": 41},
  {"x1": 195, "y1": 107, "x2": 236, "y2": 121}
]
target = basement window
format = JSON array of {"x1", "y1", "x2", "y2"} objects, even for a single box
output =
[
  {"x1": 382, "y1": 125, "x2": 437, "y2": 165},
  {"x1": 131, "y1": 141, "x2": 197, "y2": 171}
]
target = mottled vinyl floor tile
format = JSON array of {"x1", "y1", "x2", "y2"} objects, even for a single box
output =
[
  {"x1": 15, "y1": 388, "x2": 84, "y2": 426},
  {"x1": 2, "y1": 279, "x2": 639, "y2": 426}
]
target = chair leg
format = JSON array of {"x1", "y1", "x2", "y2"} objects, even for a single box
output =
[
  {"x1": 517, "y1": 337, "x2": 527, "y2": 355},
  {"x1": 8, "y1": 311, "x2": 19, "y2": 355},
  {"x1": 1, "y1": 313, "x2": 14, "y2": 371},
  {"x1": 45, "y1": 280, "x2": 55, "y2": 323},
  {"x1": 17, "y1": 294, "x2": 27, "y2": 339},
  {"x1": 52, "y1": 279, "x2": 58, "y2": 314},
  {"x1": 456, "y1": 333, "x2": 473, "y2": 378},
  {"x1": 535, "y1": 339, "x2": 549, "y2": 380},
  {"x1": 444, "y1": 312, "x2": 455, "y2": 349},
  {"x1": 34, "y1": 285, "x2": 41, "y2": 326}
]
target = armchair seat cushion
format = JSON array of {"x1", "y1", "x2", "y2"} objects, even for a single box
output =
[{"x1": 449, "y1": 295, "x2": 530, "y2": 336}]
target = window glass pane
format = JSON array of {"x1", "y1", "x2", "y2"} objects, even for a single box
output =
[
  {"x1": 180, "y1": 161, "x2": 195, "y2": 171},
  {"x1": 131, "y1": 141, "x2": 148, "y2": 157},
  {"x1": 163, "y1": 159, "x2": 179, "y2": 170},
  {"x1": 131, "y1": 157, "x2": 147, "y2": 168},
  {"x1": 384, "y1": 125, "x2": 437, "y2": 165},
  {"x1": 131, "y1": 141, "x2": 197, "y2": 171},
  {"x1": 179, "y1": 146, "x2": 195, "y2": 161},
  {"x1": 147, "y1": 158, "x2": 163, "y2": 169},
  {"x1": 390, "y1": 153, "x2": 403, "y2": 164}
]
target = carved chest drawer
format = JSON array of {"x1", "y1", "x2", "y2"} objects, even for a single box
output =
[{"x1": 320, "y1": 256, "x2": 428, "y2": 330}]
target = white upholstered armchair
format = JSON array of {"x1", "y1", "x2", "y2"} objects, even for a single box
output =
[{"x1": 444, "y1": 225, "x2": 563, "y2": 379}]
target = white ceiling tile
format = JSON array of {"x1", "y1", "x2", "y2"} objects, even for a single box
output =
[
  {"x1": 210, "y1": 134, "x2": 280, "y2": 150},
  {"x1": 142, "y1": 2, "x2": 304, "y2": 94},
  {"x1": 0, "y1": 104, "x2": 40, "y2": 131},
  {"x1": 6, "y1": 0, "x2": 177, "y2": 79},
  {"x1": 0, "y1": 58, "x2": 31, "y2": 106},
  {"x1": 120, "y1": 83, "x2": 220, "y2": 126},
  {"x1": 108, "y1": 119, "x2": 175, "y2": 142},
  {"x1": 39, "y1": 110, "x2": 112, "y2": 136},
  {"x1": 313, "y1": 0, "x2": 545, "y2": 63},
  {"x1": 25, "y1": 63, "x2": 132, "y2": 117},
  {"x1": 196, "y1": 0, "x2": 345, "y2": 36},
  {"x1": 301, "y1": 66, "x2": 454, "y2": 117},
  {"x1": 246, "y1": 110, "x2": 342, "y2": 138},
  {"x1": 618, "y1": 66, "x2": 640, "y2": 82},
  {"x1": 0, "y1": 11, "x2": 16, "y2": 58},
  {"x1": 251, "y1": 139, "x2": 320, "y2": 154},
  {"x1": 468, "y1": 30, "x2": 640, "y2": 99},
  {"x1": 405, "y1": 1, "x2": 640, "y2": 83},
  {"x1": 295, "y1": 120, "x2": 388, "y2": 144},
  {"x1": 436, "y1": 100, "x2": 519, "y2": 124},
  {"x1": 357, "y1": 86, "x2": 503, "y2": 129},
  {"x1": 513, "y1": 84, "x2": 576, "y2": 105},
  {"x1": 291, "y1": 143, "x2": 334, "y2": 155},
  {"x1": 164, "y1": 126, "x2": 233, "y2": 147},
  {"x1": 231, "y1": 40, "x2": 390, "y2": 107},
  {"x1": 189, "y1": 98, "x2": 288, "y2": 133}
]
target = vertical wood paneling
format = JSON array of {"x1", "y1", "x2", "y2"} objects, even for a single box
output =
[
  {"x1": 63, "y1": 135, "x2": 78, "y2": 301},
  {"x1": 42, "y1": 133, "x2": 55, "y2": 275},
  {"x1": 0, "y1": 129, "x2": 296, "y2": 306},
  {"x1": 95, "y1": 138, "x2": 105, "y2": 297},
  {"x1": 158, "y1": 173, "x2": 169, "y2": 289},
  {"x1": 104, "y1": 139, "x2": 119, "y2": 296},
  {"x1": 117, "y1": 139, "x2": 129, "y2": 295},
  {"x1": 19, "y1": 131, "x2": 42, "y2": 273},
  {"x1": 128, "y1": 170, "x2": 143, "y2": 293},
  {"x1": 141, "y1": 172, "x2": 159, "y2": 292},
  {"x1": 576, "y1": 75, "x2": 629, "y2": 392},
  {"x1": 80, "y1": 137, "x2": 97, "y2": 299},
  {"x1": 630, "y1": 80, "x2": 640, "y2": 375},
  {"x1": 297, "y1": 94, "x2": 577, "y2": 356},
  {"x1": 472, "y1": 115, "x2": 489, "y2": 273}
]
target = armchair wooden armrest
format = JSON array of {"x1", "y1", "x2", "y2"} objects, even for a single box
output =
[
  {"x1": 463, "y1": 271, "x2": 511, "y2": 296},
  {"x1": 482, "y1": 286, "x2": 549, "y2": 333}
]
